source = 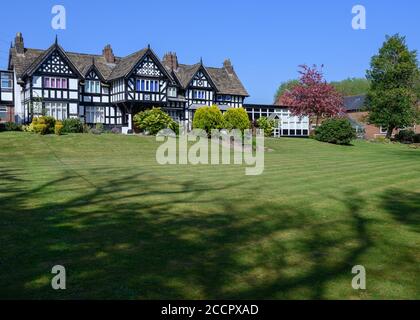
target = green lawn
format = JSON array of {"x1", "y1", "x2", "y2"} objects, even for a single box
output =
[{"x1": 0, "y1": 132, "x2": 419, "y2": 299}]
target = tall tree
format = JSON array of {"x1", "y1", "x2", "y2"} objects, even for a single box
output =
[
  {"x1": 274, "y1": 80, "x2": 299, "y2": 102},
  {"x1": 366, "y1": 34, "x2": 419, "y2": 138},
  {"x1": 330, "y1": 78, "x2": 370, "y2": 96},
  {"x1": 279, "y1": 65, "x2": 344, "y2": 127}
]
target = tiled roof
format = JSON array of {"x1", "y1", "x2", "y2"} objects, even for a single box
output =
[
  {"x1": 9, "y1": 43, "x2": 249, "y2": 96},
  {"x1": 344, "y1": 95, "x2": 366, "y2": 111},
  {"x1": 107, "y1": 48, "x2": 147, "y2": 80}
]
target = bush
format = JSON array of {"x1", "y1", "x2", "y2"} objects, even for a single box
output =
[
  {"x1": 0, "y1": 122, "x2": 22, "y2": 132},
  {"x1": 394, "y1": 129, "x2": 415, "y2": 143},
  {"x1": 256, "y1": 117, "x2": 276, "y2": 137},
  {"x1": 133, "y1": 107, "x2": 178, "y2": 135},
  {"x1": 62, "y1": 118, "x2": 83, "y2": 133},
  {"x1": 223, "y1": 108, "x2": 250, "y2": 133},
  {"x1": 371, "y1": 136, "x2": 391, "y2": 144},
  {"x1": 111, "y1": 127, "x2": 121, "y2": 134},
  {"x1": 31, "y1": 116, "x2": 55, "y2": 134},
  {"x1": 315, "y1": 118, "x2": 356, "y2": 145},
  {"x1": 192, "y1": 105, "x2": 224, "y2": 135},
  {"x1": 414, "y1": 133, "x2": 420, "y2": 143},
  {"x1": 55, "y1": 121, "x2": 63, "y2": 135}
]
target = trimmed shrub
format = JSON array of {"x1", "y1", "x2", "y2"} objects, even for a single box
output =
[
  {"x1": 256, "y1": 117, "x2": 276, "y2": 137},
  {"x1": 133, "y1": 107, "x2": 178, "y2": 135},
  {"x1": 394, "y1": 129, "x2": 415, "y2": 143},
  {"x1": 223, "y1": 108, "x2": 250, "y2": 133},
  {"x1": 315, "y1": 118, "x2": 356, "y2": 145},
  {"x1": 62, "y1": 118, "x2": 83, "y2": 133},
  {"x1": 31, "y1": 116, "x2": 55, "y2": 134},
  {"x1": 55, "y1": 121, "x2": 63, "y2": 135},
  {"x1": 192, "y1": 105, "x2": 224, "y2": 135}
]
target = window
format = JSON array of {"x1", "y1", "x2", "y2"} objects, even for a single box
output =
[
  {"x1": 86, "y1": 106, "x2": 105, "y2": 123},
  {"x1": 1, "y1": 73, "x2": 12, "y2": 90},
  {"x1": 193, "y1": 90, "x2": 206, "y2": 99},
  {"x1": 168, "y1": 87, "x2": 177, "y2": 97},
  {"x1": 380, "y1": 127, "x2": 388, "y2": 134},
  {"x1": 86, "y1": 80, "x2": 101, "y2": 94},
  {"x1": 0, "y1": 106, "x2": 7, "y2": 119},
  {"x1": 44, "y1": 102, "x2": 68, "y2": 120},
  {"x1": 216, "y1": 95, "x2": 231, "y2": 101},
  {"x1": 44, "y1": 77, "x2": 68, "y2": 89},
  {"x1": 136, "y1": 79, "x2": 159, "y2": 92}
]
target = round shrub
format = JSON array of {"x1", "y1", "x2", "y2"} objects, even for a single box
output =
[
  {"x1": 30, "y1": 116, "x2": 55, "y2": 134},
  {"x1": 256, "y1": 117, "x2": 276, "y2": 137},
  {"x1": 55, "y1": 121, "x2": 63, "y2": 135},
  {"x1": 394, "y1": 129, "x2": 415, "y2": 143},
  {"x1": 223, "y1": 108, "x2": 250, "y2": 133},
  {"x1": 133, "y1": 107, "x2": 178, "y2": 135},
  {"x1": 62, "y1": 118, "x2": 83, "y2": 133},
  {"x1": 192, "y1": 105, "x2": 224, "y2": 135},
  {"x1": 315, "y1": 118, "x2": 357, "y2": 145}
]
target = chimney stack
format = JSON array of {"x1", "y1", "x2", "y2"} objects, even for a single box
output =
[
  {"x1": 223, "y1": 59, "x2": 234, "y2": 74},
  {"x1": 102, "y1": 44, "x2": 115, "y2": 63},
  {"x1": 15, "y1": 32, "x2": 24, "y2": 54},
  {"x1": 163, "y1": 52, "x2": 179, "y2": 70}
]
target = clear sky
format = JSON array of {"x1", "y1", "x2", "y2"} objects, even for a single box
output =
[{"x1": 0, "y1": 0, "x2": 418, "y2": 103}]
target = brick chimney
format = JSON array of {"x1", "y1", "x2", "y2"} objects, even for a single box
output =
[
  {"x1": 163, "y1": 52, "x2": 178, "y2": 70},
  {"x1": 223, "y1": 59, "x2": 234, "y2": 74},
  {"x1": 15, "y1": 32, "x2": 24, "y2": 54},
  {"x1": 102, "y1": 44, "x2": 115, "y2": 63}
]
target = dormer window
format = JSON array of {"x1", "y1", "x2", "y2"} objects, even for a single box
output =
[
  {"x1": 168, "y1": 87, "x2": 177, "y2": 97},
  {"x1": 86, "y1": 80, "x2": 101, "y2": 94}
]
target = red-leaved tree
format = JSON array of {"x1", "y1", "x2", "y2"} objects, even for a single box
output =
[{"x1": 278, "y1": 65, "x2": 344, "y2": 127}]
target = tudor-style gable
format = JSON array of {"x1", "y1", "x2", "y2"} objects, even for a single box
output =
[
  {"x1": 190, "y1": 70, "x2": 213, "y2": 89},
  {"x1": 134, "y1": 55, "x2": 164, "y2": 78},
  {"x1": 125, "y1": 49, "x2": 172, "y2": 103},
  {"x1": 37, "y1": 51, "x2": 74, "y2": 76}
]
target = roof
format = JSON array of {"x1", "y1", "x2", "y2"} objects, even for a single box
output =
[
  {"x1": 8, "y1": 40, "x2": 249, "y2": 96},
  {"x1": 343, "y1": 95, "x2": 366, "y2": 112},
  {"x1": 107, "y1": 48, "x2": 147, "y2": 80}
]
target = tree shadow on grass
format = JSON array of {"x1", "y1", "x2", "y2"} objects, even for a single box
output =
[
  {"x1": 0, "y1": 170, "x2": 398, "y2": 299},
  {"x1": 380, "y1": 189, "x2": 420, "y2": 233}
]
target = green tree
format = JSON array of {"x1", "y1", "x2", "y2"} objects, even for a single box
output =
[
  {"x1": 330, "y1": 78, "x2": 370, "y2": 96},
  {"x1": 133, "y1": 107, "x2": 177, "y2": 135},
  {"x1": 274, "y1": 80, "x2": 299, "y2": 103},
  {"x1": 223, "y1": 108, "x2": 250, "y2": 133},
  {"x1": 192, "y1": 105, "x2": 224, "y2": 135},
  {"x1": 366, "y1": 34, "x2": 419, "y2": 138}
]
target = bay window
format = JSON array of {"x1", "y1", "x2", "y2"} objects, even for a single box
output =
[
  {"x1": 86, "y1": 80, "x2": 101, "y2": 94},
  {"x1": 136, "y1": 79, "x2": 159, "y2": 92},
  {"x1": 44, "y1": 77, "x2": 68, "y2": 89},
  {"x1": 86, "y1": 106, "x2": 105, "y2": 123},
  {"x1": 193, "y1": 90, "x2": 206, "y2": 99},
  {"x1": 44, "y1": 102, "x2": 68, "y2": 120}
]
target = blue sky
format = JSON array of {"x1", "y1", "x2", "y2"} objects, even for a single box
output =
[{"x1": 0, "y1": 0, "x2": 418, "y2": 103}]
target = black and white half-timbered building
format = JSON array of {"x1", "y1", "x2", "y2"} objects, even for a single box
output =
[{"x1": 6, "y1": 32, "x2": 309, "y2": 136}]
